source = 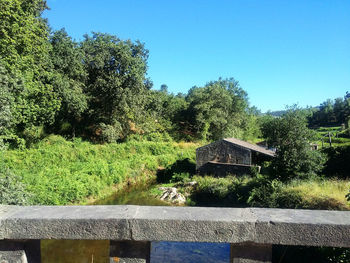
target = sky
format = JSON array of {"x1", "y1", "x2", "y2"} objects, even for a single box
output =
[{"x1": 43, "y1": 0, "x2": 350, "y2": 112}]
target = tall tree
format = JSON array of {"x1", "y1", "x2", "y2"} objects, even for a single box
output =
[
  {"x1": 49, "y1": 29, "x2": 88, "y2": 136},
  {"x1": 186, "y1": 78, "x2": 248, "y2": 141},
  {"x1": 81, "y1": 33, "x2": 150, "y2": 141},
  {"x1": 262, "y1": 107, "x2": 325, "y2": 180},
  {"x1": 145, "y1": 88, "x2": 188, "y2": 137},
  {"x1": 0, "y1": 0, "x2": 60, "y2": 130}
]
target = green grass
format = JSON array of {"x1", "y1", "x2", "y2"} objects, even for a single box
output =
[
  {"x1": 149, "y1": 183, "x2": 175, "y2": 196},
  {"x1": 313, "y1": 126, "x2": 350, "y2": 148},
  {"x1": 187, "y1": 175, "x2": 350, "y2": 210},
  {"x1": 283, "y1": 178, "x2": 350, "y2": 210},
  {"x1": 315, "y1": 126, "x2": 342, "y2": 133},
  {"x1": 2, "y1": 135, "x2": 197, "y2": 205}
]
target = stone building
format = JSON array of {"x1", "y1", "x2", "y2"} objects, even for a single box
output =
[{"x1": 196, "y1": 138, "x2": 275, "y2": 176}]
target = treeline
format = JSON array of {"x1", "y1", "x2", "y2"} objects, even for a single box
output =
[
  {"x1": 0, "y1": 0, "x2": 259, "y2": 148},
  {"x1": 308, "y1": 93, "x2": 350, "y2": 127}
]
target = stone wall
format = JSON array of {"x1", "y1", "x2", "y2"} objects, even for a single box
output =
[
  {"x1": 1, "y1": 205, "x2": 350, "y2": 263},
  {"x1": 197, "y1": 162, "x2": 252, "y2": 176},
  {"x1": 196, "y1": 140, "x2": 252, "y2": 173}
]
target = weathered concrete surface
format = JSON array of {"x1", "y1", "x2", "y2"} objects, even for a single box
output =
[
  {"x1": 1, "y1": 205, "x2": 350, "y2": 248},
  {"x1": 0, "y1": 241, "x2": 27, "y2": 263},
  {"x1": 231, "y1": 242, "x2": 272, "y2": 263},
  {"x1": 110, "y1": 241, "x2": 150, "y2": 263},
  {"x1": 0, "y1": 240, "x2": 41, "y2": 263},
  {"x1": 0, "y1": 205, "x2": 130, "y2": 240}
]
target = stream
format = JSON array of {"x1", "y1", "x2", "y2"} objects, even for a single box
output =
[{"x1": 41, "y1": 182, "x2": 231, "y2": 263}]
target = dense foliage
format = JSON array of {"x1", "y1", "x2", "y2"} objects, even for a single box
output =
[
  {"x1": 0, "y1": 0, "x2": 60, "y2": 134},
  {"x1": 308, "y1": 92, "x2": 350, "y2": 128},
  {"x1": 2, "y1": 135, "x2": 196, "y2": 205},
  {"x1": 0, "y1": 165, "x2": 32, "y2": 205},
  {"x1": 261, "y1": 107, "x2": 326, "y2": 180},
  {"x1": 0, "y1": 0, "x2": 260, "y2": 145},
  {"x1": 185, "y1": 78, "x2": 249, "y2": 140}
]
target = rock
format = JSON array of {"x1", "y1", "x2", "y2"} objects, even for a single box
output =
[{"x1": 158, "y1": 187, "x2": 186, "y2": 204}]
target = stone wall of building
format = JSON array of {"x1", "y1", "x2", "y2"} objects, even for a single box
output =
[
  {"x1": 196, "y1": 140, "x2": 251, "y2": 171},
  {"x1": 197, "y1": 162, "x2": 252, "y2": 176}
]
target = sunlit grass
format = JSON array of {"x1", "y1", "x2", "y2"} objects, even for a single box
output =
[
  {"x1": 284, "y1": 178, "x2": 350, "y2": 210},
  {"x1": 2, "y1": 135, "x2": 196, "y2": 205}
]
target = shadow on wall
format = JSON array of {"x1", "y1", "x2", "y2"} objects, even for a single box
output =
[{"x1": 156, "y1": 158, "x2": 196, "y2": 183}]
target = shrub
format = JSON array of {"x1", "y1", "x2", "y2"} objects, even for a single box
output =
[
  {"x1": 247, "y1": 179, "x2": 283, "y2": 207},
  {"x1": 99, "y1": 122, "x2": 122, "y2": 143},
  {"x1": 0, "y1": 166, "x2": 32, "y2": 205},
  {"x1": 262, "y1": 107, "x2": 326, "y2": 181},
  {"x1": 157, "y1": 158, "x2": 196, "y2": 183},
  {"x1": 323, "y1": 146, "x2": 350, "y2": 179},
  {"x1": 22, "y1": 125, "x2": 45, "y2": 147},
  {"x1": 170, "y1": 172, "x2": 191, "y2": 183}
]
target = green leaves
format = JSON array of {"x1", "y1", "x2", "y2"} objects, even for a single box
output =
[
  {"x1": 1, "y1": 0, "x2": 254, "y2": 144},
  {"x1": 0, "y1": 163, "x2": 32, "y2": 205},
  {"x1": 262, "y1": 107, "x2": 326, "y2": 180},
  {"x1": 82, "y1": 33, "x2": 149, "y2": 140},
  {"x1": 186, "y1": 78, "x2": 248, "y2": 141},
  {"x1": 0, "y1": 0, "x2": 60, "y2": 134}
]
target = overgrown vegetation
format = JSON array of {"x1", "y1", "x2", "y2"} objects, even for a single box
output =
[
  {"x1": 1, "y1": 2, "x2": 350, "y2": 261},
  {"x1": 0, "y1": 165, "x2": 32, "y2": 205},
  {"x1": 308, "y1": 92, "x2": 350, "y2": 128},
  {"x1": 186, "y1": 175, "x2": 350, "y2": 210},
  {"x1": 261, "y1": 107, "x2": 326, "y2": 180},
  {"x1": 2, "y1": 135, "x2": 197, "y2": 205},
  {"x1": 0, "y1": 0, "x2": 260, "y2": 145}
]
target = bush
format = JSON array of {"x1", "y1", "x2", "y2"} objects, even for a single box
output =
[
  {"x1": 262, "y1": 107, "x2": 326, "y2": 181},
  {"x1": 157, "y1": 158, "x2": 196, "y2": 183},
  {"x1": 0, "y1": 134, "x2": 25, "y2": 149},
  {"x1": 0, "y1": 166, "x2": 32, "y2": 205},
  {"x1": 323, "y1": 146, "x2": 350, "y2": 179},
  {"x1": 22, "y1": 125, "x2": 45, "y2": 147},
  {"x1": 170, "y1": 172, "x2": 191, "y2": 183},
  {"x1": 126, "y1": 132, "x2": 174, "y2": 143},
  {"x1": 98, "y1": 122, "x2": 122, "y2": 143},
  {"x1": 247, "y1": 178, "x2": 283, "y2": 207},
  {"x1": 273, "y1": 246, "x2": 350, "y2": 263}
]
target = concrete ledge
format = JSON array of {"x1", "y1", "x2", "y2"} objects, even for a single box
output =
[{"x1": 1, "y1": 205, "x2": 350, "y2": 247}]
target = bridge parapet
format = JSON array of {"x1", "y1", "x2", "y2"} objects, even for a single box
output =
[{"x1": 1, "y1": 205, "x2": 350, "y2": 262}]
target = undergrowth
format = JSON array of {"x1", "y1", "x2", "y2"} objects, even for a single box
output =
[
  {"x1": 189, "y1": 175, "x2": 350, "y2": 210},
  {"x1": 2, "y1": 135, "x2": 197, "y2": 205}
]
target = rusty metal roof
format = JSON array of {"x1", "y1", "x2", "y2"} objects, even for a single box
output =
[{"x1": 223, "y1": 138, "x2": 275, "y2": 157}]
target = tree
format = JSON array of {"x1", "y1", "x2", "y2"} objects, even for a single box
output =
[
  {"x1": 262, "y1": 107, "x2": 326, "y2": 180},
  {"x1": 344, "y1": 92, "x2": 350, "y2": 130},
  {"x1": 81, "y1": 33, "x2": 150, "y2": 141},
  {"x1": 185, "y1": 78, "x2": 248, "y2": 141},
  {"x1": 0, "y1": 0, "x2": 60, "y2": 130},
  {"x1": 49, "y1": 29, "x2": 88, "y2": 137},
  {"x1": 0, "y1": 63, "x2": 16, "y2": 136},
  {"x1": 308, "y1": 93, "x2": 350, "y2": 127},
  {"x1": 0, "y1": 61, "x2": 26, "y2": 148},
  {"x1": 145, "y1": 88, "x2": 189, "y2": 138},
  {"x1": 160, "y1": 84, "x2": 168, "y2": 93}
]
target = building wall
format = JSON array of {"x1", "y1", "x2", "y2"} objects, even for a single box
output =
[
  {"x1": 197, "y1": 162, "x2": 252, "y2": 177},
  {"x1": 196, "y1": 140, "x2": 251, "y2": 171}
]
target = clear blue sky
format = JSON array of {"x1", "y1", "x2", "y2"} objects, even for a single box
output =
[{"x1": 44, "y1": 0, "x2": 350, "y2": 112}]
